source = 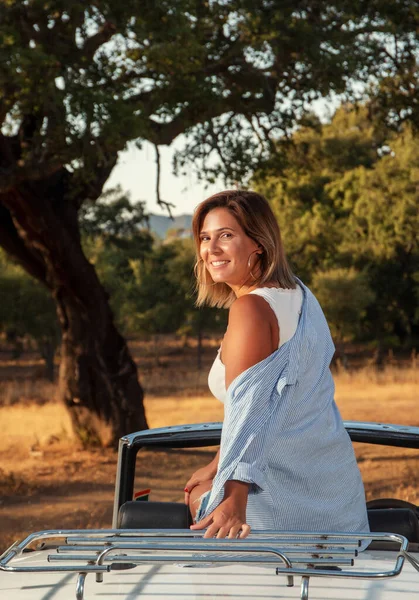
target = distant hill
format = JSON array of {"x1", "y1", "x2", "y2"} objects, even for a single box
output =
[{"x1": 147, "y1": 213, "x2": 193, "y2": 239}]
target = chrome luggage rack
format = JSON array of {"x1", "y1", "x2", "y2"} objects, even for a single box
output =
[{"x1": 1, "y1": 529, "x2": 419, "y2": 600}]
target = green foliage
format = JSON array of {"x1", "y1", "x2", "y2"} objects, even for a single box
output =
[
  {"x1": 84, "y1": 231, "x2": 190, "y2": 337},
  {"x1": 1, "y1": 2, "x2": 418, "y2": 188},
  {"x1": 80, "y1": 189, "x2": 180, "y2": 337},
  {"x1": 118, "y1": 239, "x2": 226, "y2": 339},
  {"x1": 80, "y1": 186, "x2": 149, "y2": 238},
  {"x1": 329, "y1": 126, "x2": 419, "y2": 262},
  {"x1": 0, "y1": 251, "x2": 59, "y2": 377},
  {"x1": 126, "y1": 244, "x2": 187, "y2": 335},
  {"x1": 164, "y1": 239, "x2": 227, "y2": 340},
  {"x1": 254, "y1": 106, "x2": 384, "y2": 280},
  {"x1": 80, "y1": 188, "x2": 154, "y2": 330},
  {"x1": 84, "y1": 229, "x2": 226, "y2": 343},
  {"x1": 311, "y1": 268, "x2": 375, "y2": 342},
  {"x1": 254, "y1": 104, "x2": 419, "y2": 345}
]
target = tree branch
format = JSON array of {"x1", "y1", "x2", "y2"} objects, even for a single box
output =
[
  {"x1": 71, "y1": 149, "x2": 119, "y2": 206},
  {"x1": 206, "y1": 119, "x2": 230, "y2": 174},
  {"x1": 0, "y1": 82, "x2": 18, "y2": 128},
  {"x1": 0, "y1": 201, "x2": 47, "y2": 284},
  {"x1": 50, "y1": 6, "x2": 86, "y2": 43},
  {"x1": 154, "y1": 144, "x2": 174, "y2": 217},
  {"x1": 18, "y1": 113, "x2": 44, "y2": 144},
  {"x1": 0, "y1": 160, "x2": 63, "y2": 194},
  {"x1": 145, "y1": 89, "x2": 277, "y2": 146},
  {"x1": 0, "y1": 102, "x2": 8, "y2": 129},
  {"x1": 16, "y1": 5, "x2": 43, "y2": 46},
  {"x1": 80, "y1": 22, "x2": 117, "y2": 61},
  {"x1": 381, "y1": 46, "x2": 402, "y2": 71},
  {"x1": 0, "y1": 133, "x2": 17, "y2": 169}
]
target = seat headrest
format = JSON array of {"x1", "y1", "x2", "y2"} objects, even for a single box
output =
[
  {"x1": 118, "y1": 501, "x2": 193, "y2": 529},
  {"x1": 367, "y1": 508, "x2": 419, "y2": 542}
]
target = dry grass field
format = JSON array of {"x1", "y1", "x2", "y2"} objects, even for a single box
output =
[{"x1": 0, "y1": 338, "x2": 418, "y2": 552}]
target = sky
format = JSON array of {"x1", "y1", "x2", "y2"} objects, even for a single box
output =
[
  {"x1": 106, "y1": 97, "x2": 338, "y2": 218},
  {"x1": 106, "y1": 136, "x2": 223, "y2": 218}
]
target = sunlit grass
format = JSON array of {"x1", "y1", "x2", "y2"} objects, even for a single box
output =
[
  {"x1": 0, "y1": 355, "x2": 418, "y2": 551},
  {"x1": 0, "y1": 360, "x2": 417, "y2": 449}
]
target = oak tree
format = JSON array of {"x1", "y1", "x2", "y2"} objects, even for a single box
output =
[{"x1": 1, "y1": 1, "x2": 418, "y2": 443}]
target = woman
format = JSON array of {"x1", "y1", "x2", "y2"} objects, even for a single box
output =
[{"x1": 184, "y1": 190, "x2": 369, "y2": 540}]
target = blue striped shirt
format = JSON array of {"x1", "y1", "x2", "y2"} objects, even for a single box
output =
[{"x1": 203, "y1": 281, "x2": 370, "y2": 533}]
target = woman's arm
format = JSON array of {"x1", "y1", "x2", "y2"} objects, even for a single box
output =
[
  {"x1": 191, "y1": 294, "x2": 278, "y2": 538},
  {"x1": 223, "y1": 294, "x2": 277, "y2": 388},
  {"x1": 184, "y1": 449, "x2": 220, "y2": 505},
  {"x1": 191, "y1": 479, "x2": 251, "y2": 538}
]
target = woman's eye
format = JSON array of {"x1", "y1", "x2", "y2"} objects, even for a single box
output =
[
  {"x1": 221, "y1": 233, "x2": 232, "y2": 239},
  {"x1": 200, "y1": 236, "x2": 210, "y2": 242}
]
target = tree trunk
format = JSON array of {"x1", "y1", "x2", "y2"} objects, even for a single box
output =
[
  {"x1": 370, "y1": 340, "x2": 385, "y2": 370},
  {"x1": 39, "y1": 338, "x2": 56, "y2": 382},
  {"x1": 0, "y1": 173, "x2": 148, "y2": 446},
  {"x1": 333, "y1": 340, "x2": 349, "y2": 371},
  {"x1": 57, "y1": 278, "x2": 147, "y2": 446}
]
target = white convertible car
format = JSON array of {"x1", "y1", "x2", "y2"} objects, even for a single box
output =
[{"x1": 1, "y1": 421, "x2": 419, "y2": 600}]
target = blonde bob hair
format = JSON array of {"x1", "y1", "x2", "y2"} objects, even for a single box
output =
[{"x1": 192, "y1": 190, "x2": 296, "y2": 308}]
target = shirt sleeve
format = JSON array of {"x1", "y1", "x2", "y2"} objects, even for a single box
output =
[
  {"x1": 228, "y1": 460, "x2": 267, "y2": 494},
  {"x1": 201, "y1": 354, "x2": 290, "y2": 518},
  {"x1": 224, "y1": 375, "x2": 288, "y2": 493}
]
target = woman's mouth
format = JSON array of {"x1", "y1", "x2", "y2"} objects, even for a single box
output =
[{"x1": 210, "y1": 260, "x2": 230, "y2": 268}]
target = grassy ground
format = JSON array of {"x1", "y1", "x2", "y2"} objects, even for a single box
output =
[{"x1": 0, "y1": 339, "x2": 418, "y2": 552}]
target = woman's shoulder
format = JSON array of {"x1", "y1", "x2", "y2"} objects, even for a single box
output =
[
  {"x1": 226, "y1": 293, "x2": 275, "y2": 343},
  {"x1": 223, "y1": 294, "x2": 276, "y2": 385},
  {"x1": 228, "y1": 292, "x2": 274, "y2": 326},
  {"x1": 231, "y1": 291, "x2": 271, "y2": 312}
]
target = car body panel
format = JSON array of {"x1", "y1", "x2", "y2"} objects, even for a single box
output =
[
  {"x1": 2, "y1": 421, "x2": 419, "y2": 599},
  {"x1": 1, "y1": 545, "x2": 419, "y2": 600}
]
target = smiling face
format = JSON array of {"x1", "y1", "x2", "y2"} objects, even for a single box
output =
[{"x1": 199, "y1": 207, "x2": 262, "y2": 295}]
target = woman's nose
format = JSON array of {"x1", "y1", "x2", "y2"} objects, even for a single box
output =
[{"x1": 208, "y1": 238, "x2": 221, "y2": 254}]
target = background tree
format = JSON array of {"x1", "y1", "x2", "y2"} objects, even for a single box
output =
[
  {"x1": 0, "y1": 251, "x2": 59, "y2": 380},
  {"x1": 1, "y1": 1, "x2": 418, "y2": 444},
  {"x1": 311, "y1": 268, "x2": 375, "y2": 367},
  {"x1": 125, "y1": 244, "x2": 188, "y2": 338},
  {"x1": 329, "y1": 124, "x2": 419, "y2": 351},
  {"x1": 254, "y1": 106, "x2": 386, "y2": 280},
  {"x1": 254, "y1": 104, "x2": 419, "y2": 350},
  {"x1": 80, "y1": 187, "x2": 154, "y2": 335},
  {"x1": 81, "y1": 195, "x2": 226, "y2": 367},
  {"x1": 166, "y1": 239, "x2": 227, "y2": 369}
]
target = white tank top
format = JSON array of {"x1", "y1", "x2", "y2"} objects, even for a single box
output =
[{"x1": 208, "y1": 285, "x2": 303, "y2": 403}]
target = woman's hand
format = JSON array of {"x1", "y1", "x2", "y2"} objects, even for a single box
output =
[
  {"x1": 184, "y1": 459, "x2": 218, "y2": 505},
  {"x1": 190, "y1": 480, "x2": 250, "y2": 538}
]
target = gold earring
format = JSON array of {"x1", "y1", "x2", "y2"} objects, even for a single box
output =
[{"x1": 247, "y1": 250, "x2": 261, "y2": 281}]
